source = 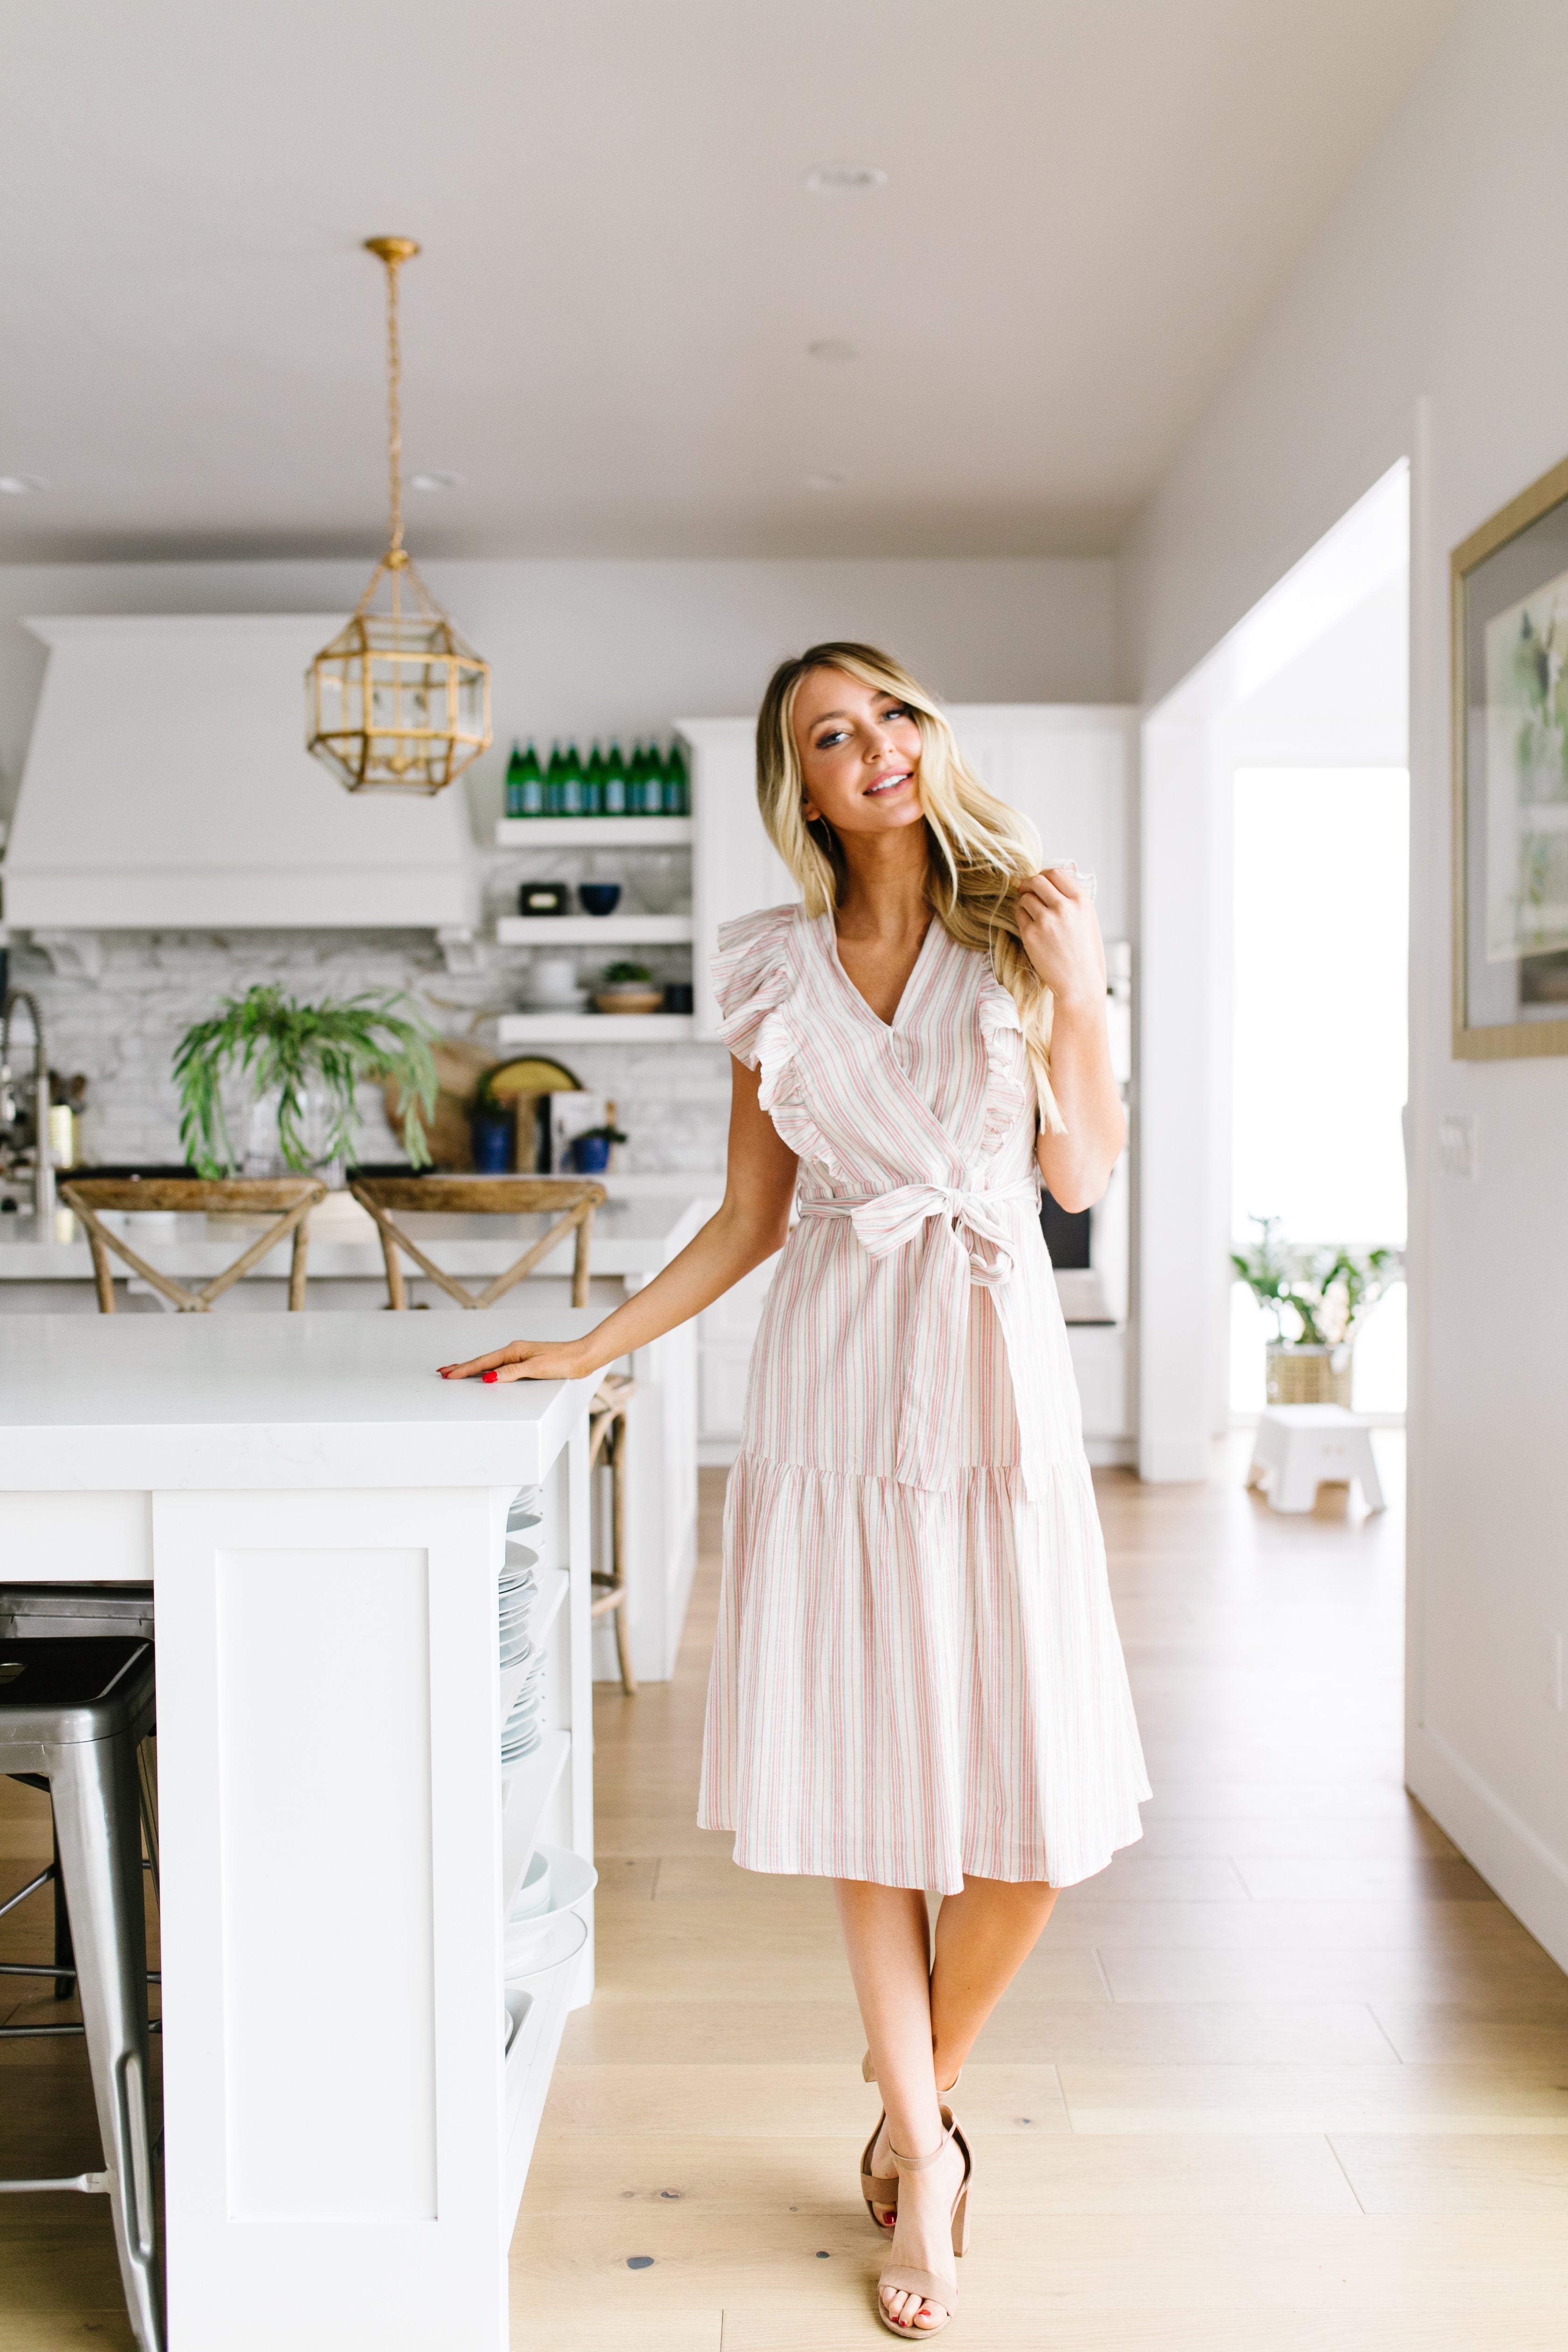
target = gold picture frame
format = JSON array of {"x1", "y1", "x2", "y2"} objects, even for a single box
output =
[{"x1": 1453, "y1": 451, "x2": 1568, "y2": 1057}]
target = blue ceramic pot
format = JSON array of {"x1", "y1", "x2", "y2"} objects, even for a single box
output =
[{"x1": 472, "y1": 1112, "x2": 512, "y2": 1173}]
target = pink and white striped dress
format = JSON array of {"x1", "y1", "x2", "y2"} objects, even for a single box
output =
[{"x1": 697, "y1": 903, "x2": 1149, "y2": 1894}]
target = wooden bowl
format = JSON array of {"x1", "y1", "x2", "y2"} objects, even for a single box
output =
[{"x1": 592, "y1": 988, "x2": 664, "y2": 1016}]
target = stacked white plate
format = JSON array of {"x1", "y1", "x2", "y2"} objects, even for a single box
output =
[
  {"x1": 499, "y1": 1547, "x2": 536, "y2": 1669},
  {"x1": 501, "y1": 1650, "x2": 548, "y2": 1767},
  {"x1": 507, "y1": 1485, "x2": 543, "y2": 1535},
  {"x1": 501, "y1": 1487, "x2": 547, "y2": 1771}
]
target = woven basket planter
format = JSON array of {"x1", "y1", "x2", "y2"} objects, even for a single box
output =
[{"x1": 1265, "y1": 1343, "x2": 1352, "y2": 1408}]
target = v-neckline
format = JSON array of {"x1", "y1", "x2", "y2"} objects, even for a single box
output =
[{"x1": 820, "y1": 910, "x2": 941, "y2": 1034}]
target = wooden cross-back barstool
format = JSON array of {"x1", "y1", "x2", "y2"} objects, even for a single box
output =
[
  {"x1": 588, "y1": 1372, "x2": 637, "y2": 1696},
  {"x1": 62, "y1": 1177, "x2": 329, "y2": 1314},
  {"x1": 348, "y1": 1175, "x2": 607, "y2": 1311},
  {"x1": 351, "y1": 1174, "x2": 638, "y2": 1695}
]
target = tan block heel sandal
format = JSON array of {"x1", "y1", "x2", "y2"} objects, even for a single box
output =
[
  {"x1": 860, "y1": 2051, "x2": 963, "y2": 2233},
  {"x1": 874, "y1": 2114, "x2": 972, "y2": 2338}
]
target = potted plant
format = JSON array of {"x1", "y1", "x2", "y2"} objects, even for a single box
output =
[
  {"x1": 173, "y1": 984, "x2": 438, "y2": 1184},
  {"x1": 564, "y1": 1118, "x2": 628, "y2": 1175},
  {"x1": 593, "y1": 960, "x2": 664, "y2": 1015},
  {"x1": 1231, "y1": 1216, "x2": 1398, "y2": 1407}
]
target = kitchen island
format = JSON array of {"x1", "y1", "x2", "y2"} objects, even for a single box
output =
[
  {"x1": 0, "y1": 1308, "x2": 601, "y2": 2352},
  {"x1": 0, "y1": 1190, "x2": 708, "y2": 1682}
]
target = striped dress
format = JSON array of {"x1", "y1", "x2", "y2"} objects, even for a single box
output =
[{"x1": 697, "y1": 903, "x2": 1149, "y2": 1894}]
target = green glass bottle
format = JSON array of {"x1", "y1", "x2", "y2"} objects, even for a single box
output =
[
  {"x1": 517, "y1": 739, "x2": 544, "y2": 817},
  {"x1": 542, "y1": 741, "x2": 565, "y2": 817},
  {"x1": 583, "y1": 741, "x2": 607, "y2": 818},
  {"x1": 639, "y1": 741, "x2": 665, "y2": 816},
  {"x1": 504, "y1": 742, "x2": 525, "y2": 819},
  {"x1": 606, "y1": 740, "x2": 631, "y2": 819},
  {"x1": 560, "y1": 740, "x2": 585, "y2": 818},
  {"x1": 664, "y1": 736, "x2": 690, "y2": 816}
]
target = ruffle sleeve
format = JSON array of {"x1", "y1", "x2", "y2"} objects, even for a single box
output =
[
  {"x1": 978, "y1": 959, "x2": 1062, "y2": 1146},
  {"x1": 712, "y1": 905, "x2": 847, "y2": 1178}
]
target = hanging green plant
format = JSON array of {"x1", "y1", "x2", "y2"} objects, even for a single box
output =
[{"x1": 172, "y1": 984, "x2": 439, "y2": 1179}]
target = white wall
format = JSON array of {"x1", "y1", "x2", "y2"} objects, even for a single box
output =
[
  {"x1": 1119, "y1": 0, "x2": 1568, "y2": 1964},
  {"x1": 0, "y1": 555, "x2": 1116, "y2": 828}
]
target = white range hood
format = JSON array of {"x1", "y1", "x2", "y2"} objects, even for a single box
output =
[{"x1": 5, "y1": 615, "x2": 476, "y2": 930}]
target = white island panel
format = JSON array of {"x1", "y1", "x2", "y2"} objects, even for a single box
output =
[{"x1": 0, "y1": 1311, "x2": 600, "y2": 2352}]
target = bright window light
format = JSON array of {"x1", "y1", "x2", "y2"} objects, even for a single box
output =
[{"x1": 1231, "y1": 765, "x2": 1408, "y2": 1413}]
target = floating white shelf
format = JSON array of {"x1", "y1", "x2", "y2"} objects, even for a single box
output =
[
  {"x1": 496, "y1": 915, "x2": 693, "y2": 945},
  {"x1": 494, "y1": 817, "x2": 693, "y2": 848},
  {"x1": 496, "y1": 1013, "x2": 695, "y2": 1043}
]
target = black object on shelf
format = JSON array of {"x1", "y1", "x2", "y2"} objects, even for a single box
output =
[
  {"x1": 578, "y1": 882, "x2": 622, "y2": 917},
  {"x1": 58, "y1": 1165, "x2": 200, "y2": 1181},
  {"x1": 1040, "y1": 1188, "x2": 1092, "y2": 1270},
  {"x1": 518, "y1": 882, "x2": 571, "y2": 917},
  {"x1": 662, "y1": 981, "x2": 694, "y2": 1015}
]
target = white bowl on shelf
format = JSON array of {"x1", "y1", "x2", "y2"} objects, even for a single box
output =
[
  {"x1": 503, "y1": 1842, "x2": 596, "y2": 1976},
  {"x1": 509, "y1": 1848, "x2": 553, "y2": 1921},
  {"x1": 504, "y1": 1907, "x2": 588, "y2": 1987}
]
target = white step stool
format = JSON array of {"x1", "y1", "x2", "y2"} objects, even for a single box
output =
[{"x1": 1245, "y1": 1405, "x2": 1386, "y2": 1514}]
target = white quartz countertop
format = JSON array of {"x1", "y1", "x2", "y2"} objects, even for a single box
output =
[
  {"x1": 0, "y1": 1192, "x2": 709, "y2": 1282},
  {"x1": 0, "y1": 1309, "x2": 601, "y2": 1489}
]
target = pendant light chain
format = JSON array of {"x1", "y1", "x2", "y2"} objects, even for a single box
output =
[{"x1": 383, "y1": 249, "x2": 405, "y2": 562}]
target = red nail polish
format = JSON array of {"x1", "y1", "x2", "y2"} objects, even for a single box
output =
[{"x1": 482, "y1": 1371, "x2": 498, "y2": 1384}]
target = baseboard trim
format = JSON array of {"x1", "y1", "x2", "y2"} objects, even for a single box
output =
[{"x1": 1407, "y1": 1720, "x2": 1568, "y2": 1974}]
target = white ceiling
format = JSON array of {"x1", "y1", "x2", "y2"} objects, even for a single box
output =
[{"x1": 0, "y1": 0, "x2": 1459, "y2": 563}]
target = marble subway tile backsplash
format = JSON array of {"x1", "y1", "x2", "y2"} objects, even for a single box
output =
[{"x1": 5, "y1": 930, "x2": 730, "y2": 1176}]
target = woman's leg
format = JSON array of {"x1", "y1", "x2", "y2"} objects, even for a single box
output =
[
  {"x1": 835, "y1": 1880, "x2": 966, "y2": 2333},
  {"x1": 929, "y1": 1876, "x2": 1058, "y2": 2088}
]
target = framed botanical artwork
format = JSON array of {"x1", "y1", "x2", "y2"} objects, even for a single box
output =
[{"x1": 1454, "y1": 452, "x2": 1568, "y2": 1056}]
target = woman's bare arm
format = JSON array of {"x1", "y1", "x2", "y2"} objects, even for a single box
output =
[
  {"x1": 1016, "y1": 865, "x2": 1127, "y2": 1214},
  {"x1": 439, "y1": 1057, "x2": 798, "y2": 1384}
]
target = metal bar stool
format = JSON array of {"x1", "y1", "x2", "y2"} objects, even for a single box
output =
[
  {"x1": 0, "y1": 1588, "x2": 159, "y2": 1985},
  {"x1": 588, "y1": 1372, "x2": 637, "y2": 1696},
  {"x1": 0, "y1": 1637, "x2": 163, "y2": 2352}
]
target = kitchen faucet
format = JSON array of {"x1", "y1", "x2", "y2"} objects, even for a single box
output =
[{"x1": 0, "y1": 989, "x2": 53, "y2": 1220}]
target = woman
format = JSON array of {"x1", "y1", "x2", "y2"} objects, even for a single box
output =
[{"x1": 442, "y1": 642, "x2": 1148, "y2": 2337}]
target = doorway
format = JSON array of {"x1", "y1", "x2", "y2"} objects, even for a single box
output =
[{"x1": 1139, "y1": 459, "x2": 1410, "y2": 1474}]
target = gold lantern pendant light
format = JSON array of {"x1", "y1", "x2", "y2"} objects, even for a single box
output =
[{"x1": 306, "y1": 238, "x2": 491, "y2": 794}]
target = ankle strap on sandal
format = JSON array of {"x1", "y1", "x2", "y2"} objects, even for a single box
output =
[{"x1": 888, "y1": 2128, "x2": 951, "y2": 2171}]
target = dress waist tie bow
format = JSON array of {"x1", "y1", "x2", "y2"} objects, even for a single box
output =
[{"x1": 795, "y1": 1178, "x2": 1048, "y2": 1500}]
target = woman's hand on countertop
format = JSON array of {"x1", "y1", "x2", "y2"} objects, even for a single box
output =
[{"x1": 439, "y1": 1338, "x2": 592, "y2": 1385}]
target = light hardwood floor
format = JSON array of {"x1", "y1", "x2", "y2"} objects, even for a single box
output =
[
  {"x1": 7, "y1": 1442, "x2": 1568, "y2": 2348},
  {"x1": 515, "y1": 1439, "x2": 1568, "y2": 2351}
]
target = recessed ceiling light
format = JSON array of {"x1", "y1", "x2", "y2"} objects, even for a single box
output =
[
  {"x1": 803, "y1": 470, "x2": 849, "y2": 491},
  {"x1": 807, "y1": 339, "x2": 858, "y2": 363},
  {"x1": 803, "y1": 162, "x2": 887, "y2": 196},
  {"x1": 408, "y1": 470, "x2": 463, "y2": 492},
  {"x1": 0, "y1": 474, "x2": 48, "y2": 496}
]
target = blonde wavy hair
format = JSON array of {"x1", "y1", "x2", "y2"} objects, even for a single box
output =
[{"x1": 756, "y1": 639, "x2": 1065, "y2": 1132}]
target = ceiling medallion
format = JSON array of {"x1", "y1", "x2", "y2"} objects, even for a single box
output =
[{"x1": 306, "y1": 238, "x2": 491, "y2": 795}]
